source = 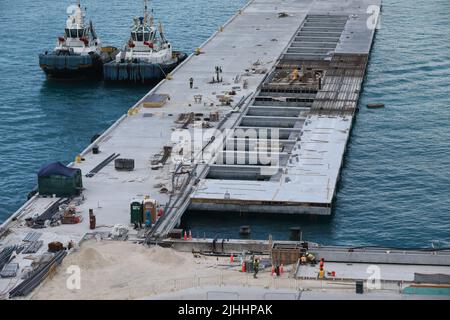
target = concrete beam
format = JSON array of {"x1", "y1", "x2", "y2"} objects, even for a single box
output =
[
  {"x1": 215, "y1": 150, "x2": 288, "y2": 166},
  {"x1": 247, "y1": 106, "x2": 305, "y2": 117},
  {"x1": 189, "y1": 201, "x2": 331, "y2": 215},
  {"x1": 207, "y1": 164, "x2": 281, "y2": 180},
  {"x1": 233, "y1": 126, "x2": 302, "y2": 139},
  {"x1": 299, "y1": 31, "x2": 343, "y2": 37},
  {"x1": 287, "y1": 47, "x2": 333, "y2": 54},
  {"x1": 294, "y1": 36, "x2": 340, "y2": 42},
  {"x1": 290, "y1": 41, "x2": 338, "y2": 48},
  {"x1": 240, "y1": 115, "x2": 304, "y2": 128},
  {"x1": 302, "y1": 27, "x2": 346, "y2": 32},
  {"x1": 282, "y1": 53, "x2": 329, "y2": 60},
  {"x1": 260, "y1": 89, "x2": 317, "y2": 96},
  {"x1": 227, "y1": 137, "x2": 297, "y2": 147},
  {"x1": 251, "y1": 103, "x2": 312, "y2": 109}
]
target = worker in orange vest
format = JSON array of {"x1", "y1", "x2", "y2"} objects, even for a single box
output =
[
  {"x1": 320, "y1": 258, "x2": 324, "y2": 269},
  {"x1": 300, "y1": 254, "x2": 307, "y2": 265}
]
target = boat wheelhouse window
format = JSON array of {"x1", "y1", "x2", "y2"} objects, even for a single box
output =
[
  {"x1": 131, "y1": 32, "x2": 151, "y2": 42},
  {"x1": 65, "y1": 28, "x2": 85, "y2": 38}
]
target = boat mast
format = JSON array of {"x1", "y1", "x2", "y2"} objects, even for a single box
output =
[{"x1": 143, "y1": 0, "x2": 154, "y2": 27}]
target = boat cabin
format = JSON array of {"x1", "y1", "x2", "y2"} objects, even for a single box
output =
[
  {"x1": 65, "y1": 27, "x2": 88, "y2": 39},
  {"x1": 131, "y1": 19, "x2": 156, "y2": 42}
]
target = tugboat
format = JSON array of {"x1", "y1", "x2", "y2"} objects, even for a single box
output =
[
  {"x1": 39, "y1": 1, "x2": 117, "y2": 78},
  {"x1": 103, "y1": 0, "x2": 187, "y2": 83}
]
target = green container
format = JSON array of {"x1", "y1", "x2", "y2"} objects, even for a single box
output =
[
  {"x1": 38, "y1": 171, "x2": 82, "y2": 197},
  {"x1": 130, "y1": 201, "x2": 143, "y2": 224}
]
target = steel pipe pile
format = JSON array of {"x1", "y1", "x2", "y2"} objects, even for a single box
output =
[{"x1": 9, "y1": 250, "x2": 67, "y2": 298}]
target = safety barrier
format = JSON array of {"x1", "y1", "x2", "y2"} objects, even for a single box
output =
[{"x1": 102, "y1": 272, "x2": 407, "y2": 299}]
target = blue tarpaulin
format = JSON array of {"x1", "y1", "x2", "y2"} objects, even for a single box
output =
[{"x1": 37, "y1": 162, "x2": 80, "y2": 178}]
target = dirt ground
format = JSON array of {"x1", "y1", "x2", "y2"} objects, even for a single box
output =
[{"x1": 32, "y1": 239, "x2": 282, "y2": 300}]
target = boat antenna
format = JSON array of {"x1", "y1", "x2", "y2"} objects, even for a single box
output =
[
  {"x1": 144, "y1": 0, "x2": 154, "y2": 27},
  {"x1": 158, "y1": 21, "x2": 167, "y2": 44},
  {"x1": 143, "y1": 0, "x2": 148, "y2": 25},
  {"x1": 90, "y1": 20, "x2": 98, "y2": 40}
]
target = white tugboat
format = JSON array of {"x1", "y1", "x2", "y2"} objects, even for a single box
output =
[
  {"x1": 39, "y1": 1, "x2": 116, "y2": 78},
  {"x1": 103, "y1": 0, "x2": 187, "y2": 83}
]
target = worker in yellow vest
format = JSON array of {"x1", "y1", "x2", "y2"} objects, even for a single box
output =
[
  {"x1": 318, "y1": 267, "x2": 325, "y2": 279},
  {"x1": 291, "y1": 68, "x2": 299, "y2": 81}
]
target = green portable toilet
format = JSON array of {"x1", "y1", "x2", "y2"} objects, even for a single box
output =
[
  {"x1": 37, "y1": 162, "x2": 83, "y2": 197},
  {"x1": 130, "y1": 200, "x2": 143, "y2": 224}
]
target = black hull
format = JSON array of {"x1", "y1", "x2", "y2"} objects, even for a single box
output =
[
  {"x1": 40, "y1": 64, "x2": 103, "y2": 79},
  {"x1": 103, "y1": 51, "x2": 188, "y2": 83},
  {"x1": 39, "y1": 51, "x2": 105, "y2": 79}
]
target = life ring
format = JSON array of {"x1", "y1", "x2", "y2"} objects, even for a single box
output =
[
  {"x1": 80, "y1": 37, "x2": 89, "y2": 46},
  {"x1": 143, "y1": 41, "x2": 154, "y2": 48}
]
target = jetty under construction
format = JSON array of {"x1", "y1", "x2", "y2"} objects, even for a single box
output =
[{"x1": 2, "y1": 0, "x2": 450, "y2": 299}]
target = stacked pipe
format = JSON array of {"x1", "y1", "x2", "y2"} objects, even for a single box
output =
[
  {"x1": 0, "y1": 246, "x2": 18, "y2": 271},
  {"x1": 85, "y1": 153, "x2": 121, "y2": 178},
  {"x1": 34, "y1": 198, "x2": 69, "y2": 226},
  {"x1": 9, "y1": 250, "x2": 67, "y2": 298}
]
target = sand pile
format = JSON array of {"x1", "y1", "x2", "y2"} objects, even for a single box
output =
[
  {"x1": 32, "y1": 239, "x2": 240, "y2": 300},
  {"x1": 66, "y1": 247, "x2": 109, "y2": 269},
  {"x1": 145, "y1": 245, "x2": 186, "y2": 265}
]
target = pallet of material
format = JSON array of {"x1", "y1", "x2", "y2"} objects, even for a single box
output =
[
  {"x1": 0, "y1": 263, "x2": 19, "y2": 278},
  {"x1": 22, "y1": 241, "x2": 43, "y2": 254},
  {"x1": 140, "y1": 94, "x2": 170, "y2": 108}
]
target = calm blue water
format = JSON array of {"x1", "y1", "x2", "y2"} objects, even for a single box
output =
[{"x1": 1, "y1": 0, "x2": 449, "y2": 247}]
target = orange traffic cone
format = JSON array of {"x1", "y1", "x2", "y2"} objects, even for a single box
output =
[
  {"x1": 184, "y1": 231, "x2": 187, "y2": 240},
  {"x1": 242, "y1": 262, "x2": 246, "y2": 273},
  {"x1": 230, "y1": 254, "x2": 234, "y2": 263},
  {"x1": 280, "y1": 263, "x2": 284, "y2": 274}
]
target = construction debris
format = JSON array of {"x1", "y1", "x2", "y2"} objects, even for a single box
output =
[
  {"x1": 61, "y1": 206, "x2": 82, "y2": 224},
  {"x1": 9, "y1": 250, "x2": 67, "y2": 298},
  {"x1": 110, "y1": 224, "x2": 129, "y2": 241},
  {"x1": 48, "y1": 241, "x2": 64, "y2": 253}
]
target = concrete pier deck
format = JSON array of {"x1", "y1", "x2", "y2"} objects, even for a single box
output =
[
  {"x1": 189, "y1": 2, "x2": 380, "y2": 216},
  {"x1": 5, "y1": 0, "x2": 447, "y2": 300}
]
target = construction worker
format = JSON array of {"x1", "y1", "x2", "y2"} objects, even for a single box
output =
[
  {"x1": 253, "y1": 258, "x2": 260, "y2": 279},
  {"x1": 319, "y1": 257, "x2": 325, "y2": 269},
  {"x1": 300, "y1": 254, "x2": 307, "y2": 265},
  {"x1": 189, "y1": 77, "x2": 194, "y2": 89},
  {"x1": 291, "y1": 68, "x2": 299, "y2": 81},
  {"x1": 318, "y1": 267, "x2": 325, "y2": 279}
]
